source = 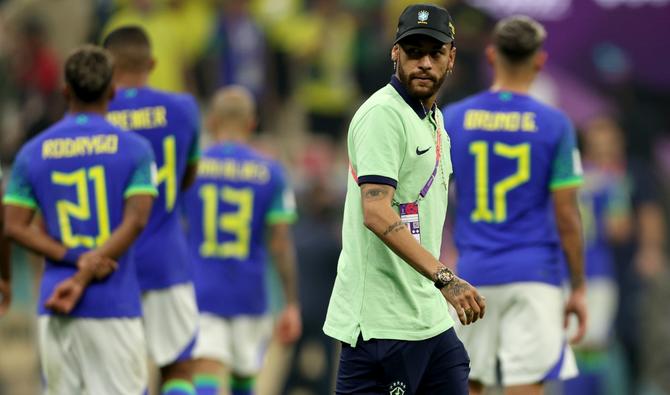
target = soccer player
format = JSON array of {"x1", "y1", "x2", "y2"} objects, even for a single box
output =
[
  {"x1": 2, "y1": 45, "x2": 157, "y2": 394},
  {"x1": 442, "y1": 16, "x2": 587, "y2": 395},
  {"x1": 324, "y1": 4, "x2": 485, "y2": 394},
  {"x1": 561, "y1": 120, "x2": 632, "y2": 395},
  {"x1": 183, "y1": 86, "x2": 301, "y2": 395},
  {"x1": 103, "y1": 26, "x2": 201, "y2": 395}
]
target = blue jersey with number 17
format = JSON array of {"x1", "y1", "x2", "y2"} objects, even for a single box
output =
[
  {"x1": 108, "y1": 87, "x2": 200, "y2": 291},
  {"x1": 442, "y1": 91, "x2": 582, "y2": 286},
  {"x1": 183, "y1": 143, "x2": 297, "y2": 317}
]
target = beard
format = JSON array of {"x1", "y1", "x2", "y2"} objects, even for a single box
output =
[{"x1": 397, "y1": 63, "x2": 447, "y2": 101}]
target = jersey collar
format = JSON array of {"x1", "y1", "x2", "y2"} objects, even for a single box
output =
[{"x1": 390, "y1": 75, "x2": 436, "y2": 120}]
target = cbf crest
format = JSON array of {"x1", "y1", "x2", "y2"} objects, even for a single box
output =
[
  {"x1": 417, "y1": 10, "x2": 429, "y2": 24},
  {"x1": 390, "y1": 381, "x2": 406, "y2": 395}
]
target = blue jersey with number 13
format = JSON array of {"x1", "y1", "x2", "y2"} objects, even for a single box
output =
[
  {"x1": 183, "y1": 143, "x2": 297, "y2": 317},
  {"x1": 442, "y1": 91, "x2": 582, "y2": 286}
]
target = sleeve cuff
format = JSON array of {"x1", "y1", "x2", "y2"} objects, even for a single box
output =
[
  {"x1": 266, "y1": 211, "x2": 298, "y2": 225},
  {"x1": 124, "y1": 186, "x2": 159, "y2": 198},
  {"x1": 549, "y1": 177, "x2": 583, "y2": 191},
  {"x1": 2, "y1": 195, "x2": 38, "y2": 209},
  {"x1": 356, "y1": 175, "x2": 398, "y2": 189}
]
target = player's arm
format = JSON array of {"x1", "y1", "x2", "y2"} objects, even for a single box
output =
[
  {"x1": 266, "y1": 170, "x2": 301, "y2": 344},
  {"x1": 267, "y1": 222, "x2": 301, "y2": 344},
  {"x1": 0, "y1": 185, "x2": 12, "y2": 316},
  {"x1": 93, "y1": 194, "x2": 154, "y2": 260},
  {"x1": 551, "y1": 118, "x2": 587, "y2": 343},
  {"x1": 181, "y1": 98, "x2": 201, "y2": 191},
  {"x1": 360, "y1": 183, "x2": 484, "y2": 325}
]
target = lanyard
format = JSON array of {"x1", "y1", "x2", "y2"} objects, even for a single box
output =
[{"x1": 349, "y1": 126, "x2": 442, "y2": 202}]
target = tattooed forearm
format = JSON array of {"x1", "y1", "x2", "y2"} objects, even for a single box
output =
[
  {"x1": 382, "y1": 221, "x2": 405, "y2": 236},
  {"x1": 444, "y1": 279, "x2": 470, "y2": 299},
  {"x1": 363, "y1": 187, "x2": 389, "y2": 201}
]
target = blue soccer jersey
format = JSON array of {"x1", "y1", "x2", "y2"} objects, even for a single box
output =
[
  {"x1": 3, "y1": 113, "x2": 157, "y2": 317},
  {"x1": 577, "y1": 166, "x2": 631, "y2": 280},
  {"x1": 442, "y1": 91, "x2": 582, "y2": 286},
  {"x1": 183, "y1": 142, "x2": 297, "y2": 317},
  {"x1": 108, "y1": 87, "x2": 200, "y2": 291}
]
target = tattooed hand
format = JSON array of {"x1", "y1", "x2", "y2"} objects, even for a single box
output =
[{"x1": 441, "y1": 277, "x2": 486, "y2": 325}]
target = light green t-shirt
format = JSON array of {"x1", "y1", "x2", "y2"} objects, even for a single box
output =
[{"x1": 323, "y1": 81, "x2": 454, "y2": 346}]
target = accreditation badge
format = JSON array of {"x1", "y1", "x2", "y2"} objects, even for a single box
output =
[{"x1": 398, "y1": 202, "x2": 421, "y2": 243}]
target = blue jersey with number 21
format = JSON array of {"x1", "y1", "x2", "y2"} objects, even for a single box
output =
[
  {"x1": 442, "y1": 91, "x2": 582, "y2": 286},
  {"x1": 3, "y1": 113, "x2": 157, "y2": 318},
  {"x1": 183, "y1": 143, "x2": 297, "y2": 317}
]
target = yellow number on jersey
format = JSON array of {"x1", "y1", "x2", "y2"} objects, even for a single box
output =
[
  {"x1": 156, "y1": 135, "x2": 177, "y2": 211},
  {"x1": 199, "y1": 184, "x2": 254, "y2": 259},
  {"x1": 470, "y1": 141, "x2": 531, "y2": 223},
  {"x1": 52, "y1": 165, "x2": 111, "y2": 248}
]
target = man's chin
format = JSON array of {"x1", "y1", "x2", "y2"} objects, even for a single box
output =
[{"x1": 408, "y1": 85, "x2": 436, "y2": 100}]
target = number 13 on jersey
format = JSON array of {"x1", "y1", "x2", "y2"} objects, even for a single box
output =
[
  {"x1": 199, "y1": 184, "x2": 254, "y2": 260},
  {"x1": 470, "y1": 141, "x2": 531, "y2": 223}
]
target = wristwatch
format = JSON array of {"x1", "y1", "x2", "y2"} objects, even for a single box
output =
[{"x1": 433, "y1": 266, "x2": 455, "y2": 289}]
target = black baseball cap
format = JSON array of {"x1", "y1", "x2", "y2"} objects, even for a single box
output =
[{"x1": 394, "y1": 3, "x2": 455, "y2": 45}]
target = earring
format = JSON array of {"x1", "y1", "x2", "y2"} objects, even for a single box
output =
[{"x1": 393, "y1": 61, "x2": 397, "y2": 72}]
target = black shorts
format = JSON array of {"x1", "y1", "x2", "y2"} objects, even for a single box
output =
[{"x1": 336, "y1": 328, "x2": 470, "y2": 395}]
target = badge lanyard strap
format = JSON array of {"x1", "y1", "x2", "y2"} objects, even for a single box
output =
[{"x1": 349, "y1": 127, "x2": 442, "y2": 203}]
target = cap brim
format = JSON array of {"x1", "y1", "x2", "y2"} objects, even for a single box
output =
[{"x1": 394, "y1": 28, "x2": 454, "y2": 45}]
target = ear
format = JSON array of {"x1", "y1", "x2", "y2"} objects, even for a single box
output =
[
  {"x1": 205, "y1": 113, "x2": 217, "y2": 135},
  {"x1": 534, "y1": 50, "x2": 548, "y2": 72},
  {"x1": 448, "y1": 43, "x2": 457, "y2": 71},
  {"x1": 107, "y1": 83, "x2": 116, "y2": 101},
  {"x1": 62, "y1": 84, "x2": 71, "y2": 101},
  {"x1": 148, "y1": 57, "x2": 156, "y2": 72},
  {"x1": 485, "y1": 45, "x2": 496, "y2": 67},
  {"x1": 391, "y1": 44, "x2": 399, "y2": 62}
]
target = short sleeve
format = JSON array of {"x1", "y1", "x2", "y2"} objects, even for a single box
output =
[
  {"x1": 549, "y1": 117, "x2": 583, "y2": 190},
  {"x1": 188, "y1": 131, "x2": 201, "y2": 164},
  {"x1": 182, "y1": 94, "x2": 202, "y2": 164},
  {"x1": 266, "y1": 164, "x2": 298, "y2": 225},
  {"x1": 3, "y1": 148, "x2": 38, "y2": 209},
  {"x1": 350, "y1": 105, "x2": 405, "y2": 188},
  {"x1": 124, "y1": 142, "x2": 159, "y2": 198}
]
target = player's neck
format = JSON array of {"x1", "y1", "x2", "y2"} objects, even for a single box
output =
[
  {"x1": 213, "y1": 129, "x2": 248, "y2": 144},
  {"x1": 69, "y1": 101, "x2": 108, "y2": 116},
  {"x1": 491, "y1": 69, "x2": 536, "y2": 95},
  {"x1": 114, "y1": 73, "x2": 149, "y2": 89}
]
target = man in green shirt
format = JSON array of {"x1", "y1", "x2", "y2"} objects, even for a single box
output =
[{"x1": 323, "y1": 4, "x2": 486, "y2": 394}]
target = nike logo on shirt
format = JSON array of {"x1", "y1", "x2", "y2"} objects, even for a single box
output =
[{"x1": 416, "y1": 146, "x2": 431, "y2": 155}]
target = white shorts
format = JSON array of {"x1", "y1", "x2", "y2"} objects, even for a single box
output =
[
  {"x1": 142, "y1": 282, "x2": 199, "y2": 367},
  {"x1": 38, "y1": 315, "x2": 147, "y2": 395},
  {"x1": 453, "y1": 282, "x2": 578, "y2": 387},
  {"x1": 193, "y1": 313, "x2": 273, "y2": 376},
  {"x1": 567, "y1": 278, "x2": 617, "y2": 350}
]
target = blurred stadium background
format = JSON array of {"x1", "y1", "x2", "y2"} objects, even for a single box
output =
[{"x1": 0, "y1": 0, "x2": 669, "y2": 394}]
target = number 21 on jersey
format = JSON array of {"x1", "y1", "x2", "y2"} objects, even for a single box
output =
[
  {"x1": 52, "y1": 166, "x2": 111, "y2": 248},
  {"x1": 470, "y1": 141, "x2": 530, "y2": 223}
]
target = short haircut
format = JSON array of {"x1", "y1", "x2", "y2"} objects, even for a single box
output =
[
  {"x1": 492, "y1": 15, "x2": 546, "y2": 63},
  {"x1": 102, "y1": 25, "x2": 152, "y2": 72},
  {"x1": 64, "y1": 45, "x2": 114, "y2": 103},
  {"x1": 210, "y1": 86, "x2": 256, "y2": 124}
]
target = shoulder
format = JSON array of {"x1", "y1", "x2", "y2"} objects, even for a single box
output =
[{"x1": 441, "y1": 92, "x2": 487, "y2": 118}]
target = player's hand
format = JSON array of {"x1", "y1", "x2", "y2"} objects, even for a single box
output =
[
  {"x1": 441, "y1": 277, "x2": 486, "y2": 325},
  {"x1": 275, "y1": 303, "x2": 302, "y2": 345},
  {"x1": 0, "y1": 279, "x2": 11, "y2": 316},
  {"x1": 564, "y1": 285, "x2": 587, "y2": 344},
  {"x1": 44, "y1": 276, "x2": 86, "y2": 314},
  {"x1": 77, "y1": 251, "x2": 118, "y2": 280}
]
